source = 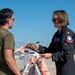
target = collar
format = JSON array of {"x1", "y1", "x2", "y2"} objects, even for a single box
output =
[{"x1": 58, "y1": 26, "x2": 67, "y2": 34}]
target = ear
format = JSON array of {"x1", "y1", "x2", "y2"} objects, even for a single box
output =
[{"x1": 6, "y1": 19, "x2": 10, "y2": 24}]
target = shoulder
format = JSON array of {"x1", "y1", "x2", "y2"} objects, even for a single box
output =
[
  {"x1": 0, "y1": 29, "x2": 14, "y2": 39},
  {"x1": 62, "y1": 27, "x2": 74, "y2": 37},
  {"x1": 63, "y1": 28, "x2": 74, "y2": 44},
  {"x1": 65, "y1": 27, "x2": 74, "y2": 35},
  {"x1": 5, "y1": 32, "x2": 14, "y2": 39}
]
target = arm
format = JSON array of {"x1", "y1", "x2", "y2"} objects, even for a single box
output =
[
  {"x1": 4, "y1": 49, "x2": 21, "y2": 75},
  {"x1": 4, "y1": 33, "x2": 21, "y2": 75},
  {"x1": 61, "y1": 33, "x2": 74, "y2": 60},
  {"x1": 39, "y1": 42, "x2": 54, "y2": 54},
  {"x1": 25, "y1": 31, "x2": 56, "y2": 54},
  {"x1": 14, "y1": 48, "x2": 20, "y2": 52},
  {"x1": 25, "y1": 37, "x2": 54, "y2": 54},
  {"x1": 14, "y1": 46, "x2": 25, "y2": 52},
  {"x1": 14, "y1": 46, "x2": 28, "y2": 54},
  {"x1": 40, "y1": 53, "x2": 52, "y2": 59},
  {"x1": 39, "y1": 35, "x2": 55, "y2": 54}
]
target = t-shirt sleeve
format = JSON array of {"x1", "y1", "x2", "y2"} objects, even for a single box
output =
[{"x1": 4, "y1": 33, "x2": 15, "y2": 50}]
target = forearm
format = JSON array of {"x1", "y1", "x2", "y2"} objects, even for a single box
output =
[
  {"x1": 14, "y1": 48, "x2": 20, "y2": 53},
  {"x1": 39, "y1": 45, "x2": 52, "y2": 54},
  {"x1": 39, "y1": 45, "x2": 46, "y2": 53},
  {"x1": 5, "y1": 57, "x2": 21, "y2": 75}
]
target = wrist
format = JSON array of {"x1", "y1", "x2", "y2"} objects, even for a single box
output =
[
  {"x1": 50, "y1": 53, "x2": 52, "y2": 58},
  {"x1": 14, "y1": 48, "x2": 20, "y2": 53}
]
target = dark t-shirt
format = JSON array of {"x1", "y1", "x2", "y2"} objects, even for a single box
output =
[{"x1": 0, "y1": 28, "x2": 15, "y2": 75}]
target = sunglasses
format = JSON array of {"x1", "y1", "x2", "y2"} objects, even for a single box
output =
[
  {"x1": 52, "y1": 18, "x2": 58, "y2": 23},
  {"x1": 11, "y1": 18, "x2": 15, "y2": 21}
]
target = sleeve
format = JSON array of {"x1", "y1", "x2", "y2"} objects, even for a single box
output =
[
  {"x1": 39, "y1": 35, "x2": 55, "y2": 54},
  {"x1": 4, "y1": 33, "x2": 15, "y2": 50},
  {"x1": 52, "y1": 32, "x2": 75, "y2": 61},
  {"x1": 39, "y1": 45, "x2": 47, "y2": 54},
  {"x1": 61, "y1": 33, "x2": 74, "y2": 60}
]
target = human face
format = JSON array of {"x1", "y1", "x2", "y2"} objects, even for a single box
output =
[
  {"x1": 52, "y1": 15, "x2": 59, "y2": 28},
  {"x1": 9, "y1": 14, "x2": 15, "y2": 29}
]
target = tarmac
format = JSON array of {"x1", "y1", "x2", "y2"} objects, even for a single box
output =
[{"x1": 16, "y1": 58, "x2": 56, "y2": 75}]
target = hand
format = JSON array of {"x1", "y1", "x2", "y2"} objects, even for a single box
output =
[
  {"x1": 19, "y1": 46, "x2": 29, "y2": 54},
  {"x1": 40, "y1": 53, "x2": 52, "y2": 59},
  {"x1": 25, "y1": 43, "x2": 39, "y2": 53},
  {"x1": 15, "y1": 46, "x2": 29, "y2": 54}
]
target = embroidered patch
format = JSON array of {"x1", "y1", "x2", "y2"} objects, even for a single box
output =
[
  {"x1": 54, "y1": 38, "x2": 60, "y2": 43},
  {"x1": 66, "y1": 35, "x2": 74, "y2": 43}
]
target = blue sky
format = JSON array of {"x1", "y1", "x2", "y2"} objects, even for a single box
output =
[{"x1": 0, "y1": 0, "x2": 75, "y2": 47}]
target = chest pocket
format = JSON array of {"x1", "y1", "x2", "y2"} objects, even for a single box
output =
[
  {"x1": 54, "y1": 36, "x2": 61, "y2": 49},
  {"x1": 54, "y1": 37, "x2": 60, "y2": 43},
  {"x1": 54, "y1": 35, "x2": 61, "y2": 44},
  {"x1": 53, "y1": 36, "x2": 61, "y2": 52}
]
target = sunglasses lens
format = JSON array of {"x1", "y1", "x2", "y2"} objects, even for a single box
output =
[
  {"x1": 52, "y1": 18, "x2": 58, "y2": 22},
  {"x1": 11, "y1": 18, "x2": 15, "y2": 21},
  {"x1": 12, "y1": 19, "x2": 14, "y2": 21}
]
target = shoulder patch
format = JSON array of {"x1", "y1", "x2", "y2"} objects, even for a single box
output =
[{"x1": 66, "y1": 35, "x2": 74, "y2": 44}]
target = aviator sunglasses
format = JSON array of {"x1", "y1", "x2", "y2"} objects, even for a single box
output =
[{"x1": 52, "y1": 18, "x2": 58, "y2": 23}]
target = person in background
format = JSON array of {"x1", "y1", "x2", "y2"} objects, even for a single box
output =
[
  {"x1": 0, "y1": 8, "x2": 28, "y2": 75},
  {"x1": 25, "y1": 10, "x2": 75, "y2": 75}
]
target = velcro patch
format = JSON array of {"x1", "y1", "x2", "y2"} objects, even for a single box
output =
[{"x1": 66, "y1": 35, "x2": 74, "y2": 44}]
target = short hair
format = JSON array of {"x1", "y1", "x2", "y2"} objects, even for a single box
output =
[
  {"x1": 0, "y1": 8, "x2": 14, "y2": 25},
  {"x1": 53, "y1": 10, "x2": 69, "y2": 27}
]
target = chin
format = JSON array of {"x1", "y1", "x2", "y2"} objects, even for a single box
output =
[
  {"x1": 54, "y1": 26, "x2": 58, "y2": 28},
  {"x1": 9, "y1": 27, "x2": 12, "y2": 29}
]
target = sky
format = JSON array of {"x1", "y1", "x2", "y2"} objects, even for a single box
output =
[{"x1": 0, "y1": 0, "x2": 75, "y2": 47}]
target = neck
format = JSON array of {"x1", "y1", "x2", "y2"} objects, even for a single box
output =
[
  {"x1": 0, "y1": 24, "x2": 9, "y2": 30},
  {"x1": 58, "y1": 26, "x2": 62, "y2": 32}
]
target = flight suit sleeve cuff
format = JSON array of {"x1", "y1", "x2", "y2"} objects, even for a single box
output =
[
  {"x1": 39, "y1": 45, "x2": 46, "y2": 54},
  {"x1": 52, "y1": 53, "x2": 58, "y2": 61}
]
